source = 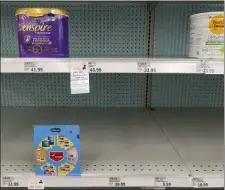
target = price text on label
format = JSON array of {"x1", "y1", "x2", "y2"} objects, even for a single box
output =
[
  {"x1": 154, "y1": 177, "x2": 172, "y2": 187},
  {"x1": 137, "y1": 61, "x2": 151, "y2": 73},
  {"x1": 2, "y1": 176, "x2": 19, "y2": 187},
  {"x1": 137, "y1": 61, "x2": 157, "y2": 73},
  {"x1": 109, "y1": 177, "x2": 126, "y2": 187},
  {"x1": 192, "y1": 177, "x2": 208, "y2": 188},
  {"x1": 89, "y1": 68, "x2": 102, "y2": 73},
  {"x1": 24, "y1": 62, "x2": 43, "y2": 73}
]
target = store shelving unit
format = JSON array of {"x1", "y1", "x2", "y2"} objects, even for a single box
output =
[
  {"x1": 1, "y1": 107, "x2": 223, "y2": 187},
  {"x1": 1, "y1": 1, "x2": 224, "y2": 189}
]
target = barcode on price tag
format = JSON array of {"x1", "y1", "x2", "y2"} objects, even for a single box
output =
[
  {"x1": 109, "y1": 177, "x2": 126, "y2": 187},
  {"x1": 1, "y1": 176, "x2": 19, "y2": 187},
  {"x1": 137, "y1": 61, "x2": 151, "y2": 73},
  {"x1": 192, "y1": 177, "x2": 208, "y2": 188},
  {"x1": 154, "y1": 177, "x2": 172, "y2": 187},
  {"x1": 24, "y1": 62, "x2": 43, "y2": 73}
]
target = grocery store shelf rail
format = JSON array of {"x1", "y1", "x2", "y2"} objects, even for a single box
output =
[{"x1": 1, "y1": 58, "x2": 224, "y2": 74}]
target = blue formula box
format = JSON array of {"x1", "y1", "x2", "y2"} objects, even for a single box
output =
[{"x1": 34, "y1": 125, "x2": 80, "y2": 176}]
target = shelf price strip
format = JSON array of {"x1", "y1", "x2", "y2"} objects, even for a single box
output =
[
  {"x1": 109, "y1": 177, "x2": 126, "y2": 187},
  {"x1": 1, "y1": 176, "x2": 19, "y2": 187},
  {"x1": 154, "y1": 177, "x2": 172, "y2": 188},
  {"x1": 24, "y1": 62, "x2": 44, "y2": 73},
  {"x1": 192, "y1": 177, "x2": 208, "y2": 188}
]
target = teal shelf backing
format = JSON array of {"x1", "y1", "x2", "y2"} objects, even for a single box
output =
[
  {"x1": 151, "y1": 3, "x2": 224, "y2": 107},
  {"x1": 1, "y1": 73, "x2": 147, "y2": 107},
  {"x1": 1, "y1": 2, "x2": 148, "y2": 57},
  {"x1": 1, "y1": 2, "x2": 224, "y2": 108},
  {"x1": 1, "y1": 2, "x2": 148, "y2": 107}
]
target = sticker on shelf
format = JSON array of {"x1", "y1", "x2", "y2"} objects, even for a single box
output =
[
  {"x1": 70, "y1": 62, "x2": 90, "y2": 94},
  {"x1": 154, "y1": 177, "x2": 172, "y2": 187},
  {"x1": 192, "y1": 177, "x2": 208, "y2": 188},
  {"x1": 88, "y1": 61, "x2": 102, "y2": 73},
  {"x1": 28, "y1": 179, "x2": 45, "y2": 189},
  {"x1": 204, "y1": 60, "x2": 224, "y2": 75},
  {"x1": 196, "y1": 60, "x2": 206, "y2": 73},
  {"x1": 1, "y1": 176, "x2": 19, "y2": 187},
  {"x1": 109, "y1": 176, "x2": 126, "y2": 187},
  {"x1": 137, "y1": 60, "x2": 151, "y2": 73},
  {"x1": 196, "y1": 59, "x2": 223, "y2": 74},
  {"x1": 24, "y1": 62, "x2": 43, "y2": 73}
]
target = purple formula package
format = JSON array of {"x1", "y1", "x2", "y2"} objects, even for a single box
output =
[{"x1": 15, "y1": 8, "x2": 69, "y2": 57}]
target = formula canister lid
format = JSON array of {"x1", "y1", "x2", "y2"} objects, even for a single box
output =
[
  {"x1": 190, "y1": 12, "x2": 224, "y2": 19},
  {"x1": 15, "y1": 8, "x2": 69, "y2": 17}
]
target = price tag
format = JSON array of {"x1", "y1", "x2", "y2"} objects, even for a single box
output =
[
  {"x1": 28, "y1": 180, "x2": 44, "y2": 189},
  {"x1": 24, "y1": 62, "x2": 43, "y2": 73},
  {"x1": 70, "y1": 63, "x2": 90, "y2": 94},
  {"x1": 137, "y1": 61, "x2": 151, "y2": 73},
  {"x1": 1, "y1": 176, "x2": 19, "y2": 187},
  {"x1": 109, "y1": 177, "x2": 126, "y2": 187},
  {"x1": 88, "y1": 61, "x2": 102, "y2": 73},
  {"x1": 196, "y1": 60, "x2": 206, "y2": 73},
  {"x1": 192, "y1": 177, "x2": 208, "y2": 188},
  {"x1": 154, "y1": 177, "x2": 172, "y2": 187},
  {"x1": 204, "y1": 61, "x2": 224, "y2": 75},
  {"x1": 196, "y1": 60, "x2": 223, "y2": 74}
]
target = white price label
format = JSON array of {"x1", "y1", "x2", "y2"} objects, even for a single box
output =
[
  {"x1": 192, "y1": 177, "x2": 208, "y2": 188},
  {"x1": 1, "y1": 176, "x2": 19, "y2": 187},
  {"x1": 196, "y1": 61, "x2": 206, "y2": 73},
  {"x1": 24, "y1": 62, "x2": 43, "y2": 73},
  {"x1": 109, "y1": 177, "x2": 126, "y2": 187},
  {"x1": 196, "y1": 60, "x2": 223, "y2": 74},
  {"x1": 70, "y1": 63, "x2": 90, "y2": 94},
  {"x1": 28, "y1": 180, "x2": 44, "y2": 189},
  {"x1": 137, "y1": 61, "x2": 151, "y2": 73},
  {"x1": 204, "y1": 62, "x2": 223, "y2": 75},
  {"x1": 154, "y1": 177, "x2": 172, "y2": 187},
  {"x1": 88, "y1": 61, "x2": 102, "y2": 73}
]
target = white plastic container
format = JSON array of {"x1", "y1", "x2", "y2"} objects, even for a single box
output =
[{"x1": 188, "y1": 12, "x2": 224, "y2": 59}]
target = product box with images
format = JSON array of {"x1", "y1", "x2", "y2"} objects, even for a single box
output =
[{"x1": 34, "y1": 125, "x2": 80, "y2": 176}]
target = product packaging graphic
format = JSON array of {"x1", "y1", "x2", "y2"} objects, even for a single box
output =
[{"x1": 34, "y1": 125, "x2": 80, "y2": 176}]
